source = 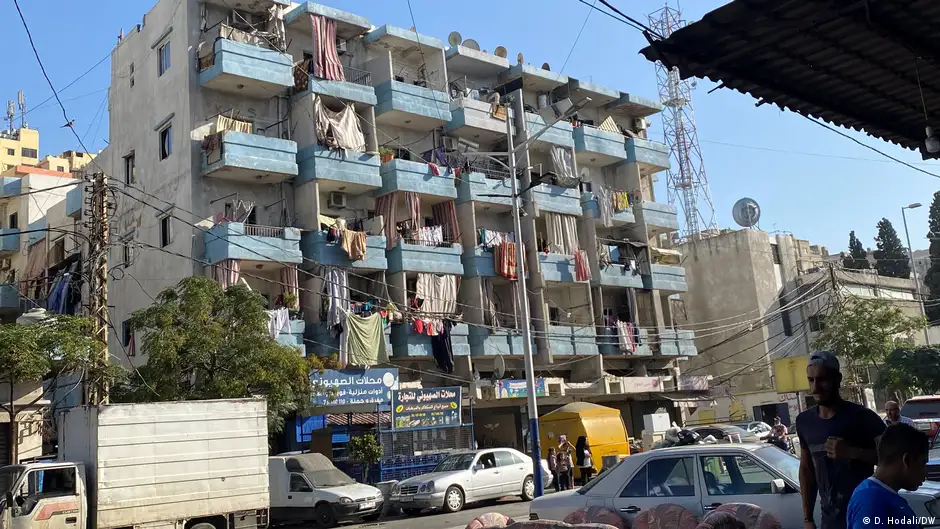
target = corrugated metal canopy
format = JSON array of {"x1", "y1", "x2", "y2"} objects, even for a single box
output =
[{"x1": 639, "y1": 0, "x2": 940, "y2": 159}]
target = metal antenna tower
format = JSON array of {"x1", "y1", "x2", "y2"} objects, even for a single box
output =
[{"x1": 648, "y1": 5, "x2": 717, "y2": 240}]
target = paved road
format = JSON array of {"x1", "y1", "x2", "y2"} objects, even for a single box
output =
[{"x1": 340, "y1": 496, "x2": 536, "y2": 529}]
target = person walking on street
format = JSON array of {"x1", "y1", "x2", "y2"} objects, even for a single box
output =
[
  {"x1": 575, "y1": 436, "x2": 594, "y2": 486},
  {"x1": 771, "y1": 416, "x2": 788, "y2": 437},
  {"x1": 847, "y1": 424, "x2": 929, "y2": 529},
  {"x1": 548, "y1": 447, "x2": 558, "y2": 492},
  {"x1": 555, "y1": 445, "x2": 572, "y2": 491},
  {"x1": 796, "y1": 351, "x2": 886, "y2": 529},
  {"x1": 885, "y1": 401, "x2": 916, "y2": 427}
]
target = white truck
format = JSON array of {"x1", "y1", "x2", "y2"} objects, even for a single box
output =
[{"x1": 0, "y1": 399, "x2": 270, "y2": 529}]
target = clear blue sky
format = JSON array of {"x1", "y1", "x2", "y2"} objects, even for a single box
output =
[{"x1": 5, "y1": 0, "x2": 940, "y2": 253}]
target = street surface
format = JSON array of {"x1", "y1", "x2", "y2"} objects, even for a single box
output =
[{"x1": 342, "y1": 495, "x2": 537, "y2": 529}]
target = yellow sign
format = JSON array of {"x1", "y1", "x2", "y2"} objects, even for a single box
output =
[{"x1": 773, "y1": 355, "x2": 810, "y2": 393}]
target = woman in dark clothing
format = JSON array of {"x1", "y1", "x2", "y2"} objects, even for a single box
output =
[{"x1": 575, "y1": 436, "x2": 594, "y2": 486}]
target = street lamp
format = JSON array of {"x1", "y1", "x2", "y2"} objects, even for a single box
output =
[
  {"x1": 901, "y1": 202, "x2": 931, "y2": 345},
  {"x1": 466, "y1": 92, "x2": 590, "y2": 497}
]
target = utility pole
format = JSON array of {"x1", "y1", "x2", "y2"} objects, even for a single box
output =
[{"x1": 85, "y1": 171, "x2": 110, "y2": 405}]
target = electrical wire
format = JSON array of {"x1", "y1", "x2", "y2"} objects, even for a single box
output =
[{"x1": 560, "y1": 0, "x2": 597, "y2": 75}]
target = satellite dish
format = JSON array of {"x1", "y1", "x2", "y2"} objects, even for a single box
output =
[
  {"x1": 494, "y1": 355, "x2": 506, "y2": 379},
  {"x1": 494, "y1": 46, "x2": 508, "y2": 58},
  {"x1": 447, "y1": 31, "x2": 463, "y2": 47},
  {"x1": 541, "y1": 62, "x2": 551, "y2": 71},
  {"x1": 463, "y1": 39, "x2": 480, "y2": 51},
  {"x1": 732, "y1": 197, "x2": 761, "y2": 228}
]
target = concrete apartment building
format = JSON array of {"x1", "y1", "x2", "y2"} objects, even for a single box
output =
[
  {"x1": 50, "y1": 0, "x2": 710, "y2": 446},
  {"x1": 675, "y1": 228, "x2": 928, "y2": 426},
  {"x1": 0, "y1": 127, "x2": 39, "y2": 171}
]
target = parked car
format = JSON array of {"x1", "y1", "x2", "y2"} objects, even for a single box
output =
[
  {"x1": 903, "y1": 395, "x2": 940, "y2": 438},
  {"x1": 732, "y1": 421, "x2": 773, "y2": 439},
  {"x1": 690, "y1": 424, "x2": 762, "y2": 443},
  {"x1": 529, "y1": 444, "x2": 940, "y2": 529},
  {"x1": 389, "y1": 448, "x2": 552, "y2": 514}
]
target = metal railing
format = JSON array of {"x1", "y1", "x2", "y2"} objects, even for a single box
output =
[
  {"x1": 305, "y1": 60, "x2": 373, "y2": 87},
  {"x1": 244, "y1": 224, "x2": 284, "y2": 238}
]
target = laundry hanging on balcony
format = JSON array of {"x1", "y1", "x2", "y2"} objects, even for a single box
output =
[
  {"x1": 326, "y1": 268, "x2": 350, "y2": 366},
  {"x1": 431, "y1": 320, "x2": 456, "y2": 374},
  {"x1": 574, "y1": 249, "x2": 591, "y2": 281},
  {"x1": 341, "y1": 228, "x2": 367, "y2": 260},
  {"x1": 213, "y1": 259, "x2": 240, "y2": 289},
  {"x1": 544, "y1": 212, "x2": 580, "y2": 255},
  {"x1": 550, "y1": 146, "x2": 580, "y2": 189},
  {"x1": 415, "y1": 273, "x2": 458, "y2": 314},
  {"x1": 431, "y1": 201, "x2": 461, "y2": 245},
  {"x1": 313, "y1": 95, "x2": 365, "y2": 151},
  {"x1": 310, "y1": 14, "x2": 345, "y2": 82},
  {"x1": 494, "y1": 241, "x2": 522, "y2": 280},
  {"x1": 345, "y1": 312, "x2": 389, "y2": 367},
  {"x1": 615, "y1": 321, "x2": 637, "y2": 353},
  {"x1": 595, "y1": 186, "x2": 614, "y2": 228},
  {"x1": 375, "y1": 194, "x2": 399, "y2": 250},
  {"x1": 265, "y1": 308, "x2": 290, "y2": 338},
  {"x1": 650, "y1": 246, "x2": 682, "y2": 265}
]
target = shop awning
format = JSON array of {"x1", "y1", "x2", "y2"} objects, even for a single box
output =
[{"x1": 650, "y1": 246, "x2": 682, "y2": 265}]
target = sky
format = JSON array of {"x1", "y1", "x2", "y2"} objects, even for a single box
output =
[{"x1": 3, "y1": 0, "x2": 940, "y2": 254}]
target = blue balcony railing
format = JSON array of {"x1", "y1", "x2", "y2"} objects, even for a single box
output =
[
  {"x1": 597, "y1": 326, "x2": 652, "y2": 356},
  {"x1": 659, "y1": 329, "x2": 697, "y2": 357},
  {"x1": 546, "y1": 324, "x2": 599, "y2": 356},
  {"x1": 538, "y1": 253, "x2": 577, "y2": 283},
  {"x1": 532, "y1": 183, "x2": 581, "y2": 216},
  {"x1": 636, "y1": 200, "x2": 680, "y2": 232},
  {"x1": 0, "y1": 228, "x2": 20, "y2": 254},
  {"x1": 204, "y1": 222, "x2": 302, "y2": 265},
  {"x1": 456, "y1": 171, "x2": 515, "y2": 210},
  {"x1": 199, "y1": 38, "x2": 293, "y2": 98},
  {"x1": 296, "y1": 145, "x2": 381, "y2": 189},
  {"x1": 581, "y1": 191, "x2": 636, "y2": 226},
  {"x1": 374, "y1": 80, "x2": 451, "y2": 127},
  {"x1": 468, "y1": 326, "x2": 530, "y2": 357},
  {"x1": 390, "y1": 323, "x2": 470, "y2": 359},
  {"x1": 202, "y1": 130, "x2": 298, "y2": 184},
  {"x1": 573, "y1": 125, "x2": 627, "y2": 163},
  {"x1": 644, "y1": 264, "x2": 689, "y2": 292},
  {"x1": 626, "y1": 138, "x2": 670, "y2": 172},
  {"x1": 301, "y1": 231, "x2": 388, "y2": 271},
  {"x1": 386, "y1": 238, "x2": 463, "y2": 275},
  {"x1": 377, "y1": 159, "x2": 457, "y2": 199},
  {"x1": 0, "y1": 284, "x2": 19, "y2": 312}
]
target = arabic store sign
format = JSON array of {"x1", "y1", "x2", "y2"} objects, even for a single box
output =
[
  {"x1": 392, "y1": 387, "x2": 461, "y2": 430},
  {"x1": 310, "y1": 368, "x2": 399, "y2": 407},
  {"x1": 495, "y1": 379, "x2": 546, "y2": 399}
]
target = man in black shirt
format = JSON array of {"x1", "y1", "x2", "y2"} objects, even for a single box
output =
[{"x1": 797, "y1": 351, "x2": 886, "y2": 529}]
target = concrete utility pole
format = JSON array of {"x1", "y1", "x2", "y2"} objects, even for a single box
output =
[{"x1": 85, "y1": 171, "x2": 110, "y2": 405}]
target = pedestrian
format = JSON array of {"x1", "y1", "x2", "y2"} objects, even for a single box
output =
[
  {"x1": 548, "y1": 447, "x2": 558, "y2": 492},
  {"x1": 847, "y1": 424, "x2": 929, "y2": 529},
  {"x1": 796, "y1": 351, "x2": 886, "y2": 529},
  {"x1": 555, "y1": 445, "x2": 572, "y2": 491},
  {"x1": 884, "y1": 400, "x2": 916, "y2": 427},
  {"x1": 771, "y1": 416, "x2": 788, "y2": 438},
  {"x1": 575, "y1": 435, "x2": 594, "y2": 486}
]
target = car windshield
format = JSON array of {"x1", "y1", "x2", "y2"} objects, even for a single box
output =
[
  {"x1": 434, "y1": 453, "x2": 475, "y2": 472},
  {"x1": 306, "y1": 468, "x2": 355, "y2": 488},
  {"x1": 902, "y1": 400, "x2": 940, "y2": 419},
  {"x1": 732, "y1": 423, "x2": 754, "y2": 431},
  {"x1": 578, "y1": 457, "x2": 627, "y2": 495},
  {"x1": 720, "y1": 425, "x2": 755, "y2": 437},
  {"x1": 754, "y1": 446, "x2": 799, "y2": 483},
  {"x1": 0, "y1": 466, "x2": 22, "y2": 497}
]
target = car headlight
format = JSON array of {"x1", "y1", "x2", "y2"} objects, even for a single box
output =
[
  {"x1": 392, "y1": 484, "x2": 400, "y2": 494},
  {"x1": 425, "y1": 481, "x2": 434, "y2": 492},
  {"x1": 926, "y1": 498, "x2": 940, "y2": 517},
  {"x1": 339, "y1": 497, "x2": 352, "y2": 504},
  {"x1": 419, "y1": 483, "x2": 428, "y2": 493}
]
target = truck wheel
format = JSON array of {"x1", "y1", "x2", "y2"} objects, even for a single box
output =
[
  {"x1": 442, "y1": 486, "x2": 464, "y2": 513},
  {"x1": 521, "y1": 475, "x2": 535, "y2": 501},
  {"x1": 315, "y1": 503, "x2": 338, "y2": 528},
  {"x1": 403, "y1": 508, "x2": 423, "y2": 516}
]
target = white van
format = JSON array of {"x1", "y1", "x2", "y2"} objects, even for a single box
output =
[{"x1": 269, "y1": 453, "x2": 384, "y2": 528}]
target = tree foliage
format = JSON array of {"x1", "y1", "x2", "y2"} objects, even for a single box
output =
[
  {"x1": 812, "y1": 297, "x2": 926, "y2": 366},
  {"x1": 114, "y1": 276, "x2": 335, "y2": 433},
  {"x1": 925, "y1": 191, "x2": 940, "y2": 323},
  {"x1": 346, "y1": 432, "x2": 382, "y2": 483},
  {"x1": 873, "y1": 218, "x2": 912, "y2": 279},
  {"x1": 880, "y1": 346, "x2": 940, "y2": 396},
  {"x1": 842, "y1": 231, "x2": 870, "y2": 270}
]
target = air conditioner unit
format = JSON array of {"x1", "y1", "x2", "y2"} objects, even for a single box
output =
[
  {"x1": 328, "y1": 192, "x2": 347, "y2": 209},
  {"x1": 633, "y1": 117, "x2": 649, "y2": 131},
  {"x1": 0, "y1": 258, "x2": 9, "y2": 270}
]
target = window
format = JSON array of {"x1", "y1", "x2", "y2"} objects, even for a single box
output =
[
  {"x1": 124, "y1": 152, "x2": 136, "y2": 184},
  {"x1": 494, "y1": 451, "x2": 516, "y2": 468},
  {"x1": 121, "y1": 320, "x2": 132, "y2": 347},
  {"x1": 160, "y1": 216, "x2": 172, "y2": 248},
  {"x1": 809, "y1": 315, "x2": 826, "y2": 332},
  {"x1": 21, "y1": 148, "x2": 37, "y2": 159},
  {"x1": 8, "y1": 212, "x2": 17, "y2": 230},
  {"x1": 5, "y1": 149, "x2": 13, "y2": 156},
  {"x1": 19, "y1": 466, "x2": 77, "y2": 515},
  {"x1": 549, "y1": 307, "x2": 562, "y2": 325},
  {"x1": 289, "y1": 473, "x2": 313, "y2": 492},
  {"x1": 123, "y1": 243, "x2": 131, "y2": 266},
  {"x1": 56, "y1": 166, "x2": 65, "y2": 173},
  {"x1": 129, "y1": 62, "x2": 135, "y2": 88},
  {"x1": 159, "y1": 125, "x2": 172, "y2": 160},
  {"x1": 620, "y1": 457, "x2": 694, "y2": 498},
  {"x1": 700, "y1": 455, "x2": 777, "y2": 496},
  {"x1": 778, "y1": 293, "x2": 792, "y2": 336},
  {"x1": 771, "y1": 244, "x2": 781, "y2": 264},
  {"x1": 158, "y1": 41, "x2": 171, "y2": 76},
  {"x1": 476, "y1": 452, "x2": 497, "y2": 469}
]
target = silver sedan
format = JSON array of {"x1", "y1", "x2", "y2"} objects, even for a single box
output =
[{"x1": 390, "y1": 448, "x2": 551, "y2": 514}]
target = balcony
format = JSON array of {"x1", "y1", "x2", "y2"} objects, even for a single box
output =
[
  {"x1": 596, "y1": 261, "x2": 645, "y2": 289},
  {"x1": 538, "y1": 253, "x2": 577, "y2": 283},
  {"x1": 462, "y1": 248, "x2": 497, "y2": 278},
  {"x1": 374, "y1": 80, "x2": 452, "y2": 131},
  {"x1": 0, "y1": 229, "x2": 19, "y2": 254},
  {"x1": 597, "y1": 326, "x2": 652, "y2": 356},
  {"x1": 377, "y1": 159, "x2": 457, "y2": 200},
  {"x1": 626, "y1": 138, "x2": 670, "y2": 173},
  {"x1": 562, "y1": 78, "x2": 622, "y2": 108},
  {"x1": 636, "y1": 201, "x2": 680, "y2": 233},
  {"x1": 456, "y1": 171, "x2": 515, "y2": 211},
  {"x1": 300, "y1": 231, "x2": 388, "y2": 271},
  {"x1": 386, "y1": 239, "x2": 463, "y2": 275},
  {"x1": 581, "y1": 191, "x2": 636, "y2": 226},
  {"x1": 27, "y1": 218, "x2": 45, "y2": 248},
  {"x1": 198, "y1": 37, "x2": 293, "y2": 99},
  {"x1": 293, "y1": 63, "x2": 377, "y2": 107},
  {"x1": 532, "y1": 183, "x2": 581, "y2": 216},
  {"x1": 0, "y1": 284, "x2": 19, "y2": 314},
  {"x1": 573, "y1": 125, "x2": 627, "y2": 166},
  {"x1": 389, "y1": 323, "x2": 470, "y2": 359},
  {"x1": 499, "y1": 64, "x2": 569, "y2": 94},
  {"x1": 307, "y1": 322, "x2": 391, "y2": 358},
  {"x1": 0, "y1": 178, "x2": 20, "y2": 201},
  {"x1": 524, "y1": 113, "x2": 574, "y2": 149},
  {"x1": 204, "y1": 222, "x2": 302, "y2": 266},
  {"x1": 644, "y1": 264, "x2": 689, "y2": 292},
  {"x1": 545, "y1": 325, "x2": 599, "y2": 356},
  {"x1": 276, "y1": 319, "x2": 306, "y2": 356},
  {"x1": 296, "y1": 145, "x2": 381, "y2": 193},
  {"x1": 445, "y1": 45, "x2": 510, "y2": 81},
  {"x1": 284, "y1": 3, "x2": 372, "y2": 41},
  {"x1": 659, "y1": 329, "x2": 698, "y2": 357},
  {"x1": 604, "y1": 92, "x2": 663, "y2": 118},
  {"x1": 469, "y1": 327, "x2": 529, "y2": 357},
  {"x1": 66, "y1": 186, "x2": 82, "y2": 219},
  {"x1": 443, "y1": 98, "x2": 510, "y2": 144},
  {"x1": 201, "y1": 130, "x2": 298, "y2": 184}
]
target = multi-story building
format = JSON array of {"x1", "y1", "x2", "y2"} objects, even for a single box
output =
[
  {"x1": 0, "y1": 127, "x2": 39, "y2": 171},
  {"x1": 38, "y1": 150, "x2": 97, "y2": 177},
  {"x1": 63, "y1": 0, "x2": 705, "y2": 447}
]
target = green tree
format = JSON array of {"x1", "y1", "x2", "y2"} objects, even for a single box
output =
[
  {"x1": 842, "y1": 231, "x2": 870, "y2": 270},
  {"x1": 924, "y1": 191, "x2": 940, "y2": 323},
  {"x1": 873, "y1": 218, "x2": 912, "y2": 278},
  {"x1": 346, "y1": 432, "x2": 382, "y2": 484},
  {"x1": 812, "y1": 297, "x2": 926, "y2": 367},
  {"x1": 0, "y1": 315, "x2": 122, "y2": 462},
  {"x1": 115, "y1": 276, "x2": 335, "y2": 433},
  {"x1": 880, "y1": 346, "x2": 940, "y2": 397}
]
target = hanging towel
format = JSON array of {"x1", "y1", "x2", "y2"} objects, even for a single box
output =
[
  {"x1": 616, "y1": 320, "x2": 636, "y2": 352},
  {"x1": 545, "y1": 212, "x2": 580, "y2": 254},
  {"x1": 415, "y1": 273, "x2": 458, "y2": 314},
  {"x1": 428, "y1": 162, "x2": 441, "y2": 176},
  {"x1": 326, "y1": 268, "x2": 350, "y2": 366},
  {"x1": 595, "y1": 186, "x2": 614, "y2": 228},
  {"x1": 345, "y1": 313, "x2": 388, "y2": 367},
  {"x1": 574, "y1": 250, "x2": 591, "y2": 281},
  {"x1": 312, "y1": 95, "x2": 365, "y2": 151},
  {"x1": 550, "y1": 146, "x2": 580, "y2": 188},
  {"x1": 431, "y1": 320, "x2": 455, "y2": 373},
  {"x1": 375, "y1": 193, "x2": 399, "y2": 249},
  {"x1": 266, "y1": 308, "x2": 290, "y2": 338},
  {"x1": 310, "y1": 15, "x2": 345, "y2": 81},
  {"x1": 214, "y1": 259, "x2": 240, "y2": 289},
  {"x1": 341, "y1": 229, "x2": 367, "y2": 260},
  {"x1": 496, "y1": 241, "x2": 519, "y2": 280},
  {"x1": 431, "y1": 200, "x2": 460, "y2": 245}
]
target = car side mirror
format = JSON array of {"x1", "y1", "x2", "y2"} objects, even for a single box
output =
[
  {"x1": 473, "y1": 464, "x2": 483, "y2": 472},
  {"x1": 770, "y1": 478, "x2": 786, "y2": 494}
]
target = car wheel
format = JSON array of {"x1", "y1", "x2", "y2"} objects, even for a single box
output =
[
  {"x1": 403, "y1": 508, "x2": 423, "y2": 517},
  {"x1": 442, "y1": 485, "x2": 464, "y2": 513},
  {"x1": 315, "y1": 503, "x2": 338, "y2": 528},
  {"x1": 521, "y1": 475, "x2": 535, "y2": 501}
]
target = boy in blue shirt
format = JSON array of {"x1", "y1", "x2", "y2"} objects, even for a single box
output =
[{"x1": 847, "y1": 424, "x2": 929, "y2": 529}]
